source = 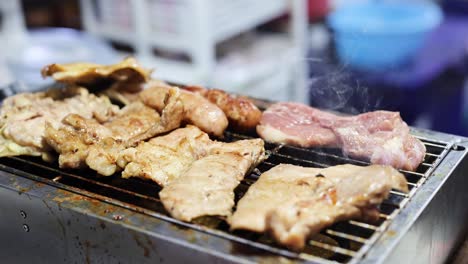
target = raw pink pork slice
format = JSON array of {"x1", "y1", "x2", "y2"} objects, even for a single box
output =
[{"x1": 256, "y1": 102, "x2": 426, "y2": 171}]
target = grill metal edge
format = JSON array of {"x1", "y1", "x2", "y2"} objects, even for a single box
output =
[{"x1": 359, "y1": 127, "x2": 468, "y2": 263}]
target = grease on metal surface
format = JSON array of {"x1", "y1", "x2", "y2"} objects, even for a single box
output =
[
  {"x1": 132, "y1": 232, "x2": 151, "y2": 258},
  {"x1": 112, "y1": 214, "x2": 123, "y2": 221}
]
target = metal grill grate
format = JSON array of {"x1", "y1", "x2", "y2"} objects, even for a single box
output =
[{"x1": 0, "y1": 131, "x2": 452, "y2": 263}]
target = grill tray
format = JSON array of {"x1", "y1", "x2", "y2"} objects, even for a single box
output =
[{"x1": 0, "y1": 126, "x2": 466, "y2": 264}]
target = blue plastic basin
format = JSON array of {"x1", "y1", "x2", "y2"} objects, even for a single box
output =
[{"x1": 327, "y1": 2, "x2": 443, "y2": 71}]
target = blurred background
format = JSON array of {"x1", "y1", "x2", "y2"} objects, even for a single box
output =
[{"x1": 0, "y1": 0, "x2": 468, "y2": 136}]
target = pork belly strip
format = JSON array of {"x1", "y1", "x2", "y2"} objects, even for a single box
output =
[
  {"x1": 140, "y1": 81, "x2": 228, "y2": 137},
  {"x1": 44, "y1": 88, "x2": 183, "y2": 175},
  {"x1": 41, "y1": 57, "x2": 151, "y2": 86},
  {"x1": 257, "y1": 102, "x2": 426, "y2": 171},
  {"x1": 184, "y1": 86, "x2": 262, "y2": 132},
  {"x1": 0, "y1": 87, "x2": 118, "y2": 161},
  {"x1": 120, "y1": 125, "x2": 265, "y2": 221},
  {"x1": 159, "y1": 139, "x2": 265, "y2": 221},
  {"x1": 229, "y1": 164, "x2": 408, "y2": 251}
]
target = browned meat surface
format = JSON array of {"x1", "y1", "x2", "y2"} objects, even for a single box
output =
[
  {"x1": 41, "y1": 57, "x2": 151, "y2": 86},
  {"x1": 0, "y1": 87, "x2": 118, "y2": 161},
  {"x1": 257, "y1": 102, "x2": 426, "y2": 171},
  {"x1": 160, "y1": 138, "x2": 265, "y2": 221},
  {"x1": 140, "y1": 81, "x2": 228, "y2": 137},
  {"x1": 45, "y1": 88, "x2": 184, "y2": 175},
  {"x1": 42, "y1": 58, "x2": 234, "y2": 137},
  {"x1": 229, "y1": 163, "x2": 408, "y2": 251},
  {"x1": 121, "y1": 125, "x2": 265, "y2": 221},
  {"x1": 184, "y1": 86, "x2": 262, "y2": 132},
  {"x1": 120, "y1": 125, "x2": 213, "y2": 185}
]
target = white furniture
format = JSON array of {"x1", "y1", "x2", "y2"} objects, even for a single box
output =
[
  {"x1": 0, "y1": 1, "x2": 26, "y2": 86},
  {"x1": 80, "y1": 0, "x2": 308, "y2": 102}
]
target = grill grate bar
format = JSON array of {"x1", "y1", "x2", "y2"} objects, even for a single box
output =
[
  {"x1": 325, "y1": 230, "x2": 369, "y2": 244},
  {"x1": 309, "y1": 240, "x2": 357, "y2": 257},
  {"x1": 389, "y1": 190, "x2": 409, "y2": 197},
  {"x1": 271, "y1": 152, "x2": 329, "y2": 167},
  {"x1": 421, "y1": 141, "x2": 448, "y2": 148},
  {"x1": 284, "y1": 147, "x2": 370, "y2": 166},
  {"x1": 7, "y1": 157, "x2": 163, "y2": 203},
  {"x1": 413, "y1": 135, "x2": 447, "y2": 145},
  {"x1": 378, "y1": 213, "x2": 390, "y2": 220},
  {"x1": 348, "y1": 221, "x2": 379, "y2": 231},
  {"x1": 399, "y1": 170, "x2": 425, "y2": 177}
]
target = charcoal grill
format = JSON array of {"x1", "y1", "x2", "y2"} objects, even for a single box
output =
[{"x1": 0, "y1": 110, "x2": 467, "y2": 263}]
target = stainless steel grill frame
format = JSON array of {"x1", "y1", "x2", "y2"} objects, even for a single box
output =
[{"x1": 0, "y1": 126, "x2": 467, "y2": 264}]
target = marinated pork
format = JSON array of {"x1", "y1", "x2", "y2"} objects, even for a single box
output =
[
  {"x1": 257, "y1": 102, "x2": 426, "y2": 171},
  {"x1": 184, "y1": 86, "x2": 262, "y2": 132},
  {"x1": 45, "y1": 88, "x2": 184, "y2": 175},
  {"x1": 140, "y1": 81, "x2": 228, "y2": 137},
  {"x1": 120, "y1": 125, "x2": 265, "y2": 221},
  {"x1": 0, "y1": 87, "x2": 118, "y2": 161},
  {"x1": 229, "y1": 164, "x2": 408, "y2": 251},
  {"x1": 41, "y1": 57, "x2": 151, "y2": 86},
  {"x1": 120, "y1": 125, "x2": 213, "y2": 185},
  {"x1": 160, "y1": 138, "x2": 265, "y2": 221}
]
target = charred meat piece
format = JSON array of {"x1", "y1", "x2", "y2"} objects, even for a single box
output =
[
  {"x1": 45, "y1": 88, "x2": 184, "y2": 176},
  {"x1": 184, "y1": 86, "x2": 262, "y2": 132},
  {"x1": 140, "y1": 81, "x2": 228, "y2": 137},
  {"x1": 257, "y1": 102, "x2": 426, "y2": 171},
  {"x1": 229, "y1": 164, "x2": 408, "y2": 251},
  {"x1": 41, "y1": 57, "x2": 151, "y2": 87},
  {"x1": 0, "y1": 87, "x2": 118, "y2": 161},
  {"x1": 160, "y1": 138, "x2": 265, "y2": 221}
]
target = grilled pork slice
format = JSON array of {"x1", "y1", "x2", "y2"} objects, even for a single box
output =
[
  {"x1": 120, "y1": 125, "x2": 212, "y2": 185},
  {"x1": 140, "y1": 80, "x2": 228, "y2": 137},
  {"x1": 41, "y1": 57, "x2": 151, "y2": 86},
  {"x1": 229, "y1": 164, "x2": 408, "y2": 251},
  {"x1": 120, "y1": 125, "x2": 265, "y2": 221},
  {"x1": 184, "y1": 86, "x2": 262, "y2": 132},
  {"x1": 159, "y1": 139, "x2": 265, "y2": 221},
  {"x1": 0, "y1": 87, "x2": 118, "y2": 161},
  {"x1": 45, "y1": 88, "x2": 183, "y2": 175},
  {"x1": 257, "y1": 102, "x2": 426, "y2": 171}
]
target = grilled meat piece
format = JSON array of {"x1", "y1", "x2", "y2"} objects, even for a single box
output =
[
  {"x1": 160, "y1": 138, "x2": 265, "y2": 221},
  {"x1": 121, "y1": 125, "x2": 265, "y2": 221},
  {"x1": 184, "y1": 86, "x2": 262, "y2": 132},
  {"x1": 45, "y1": 88, "x2": 183, "y2": 175},
  {"x1": 41, "y1": 56, "x2": 227, "y2": 137},
  {"x1": 120, "y1": 125, "x2": 212, "y2": 185},
  {"x1": 229, "y1": 164, "x2": 408, "y2": 251},
  {"x1": 140, "y1": 81, "x2": 228, "y2": 137},
  {"x1": 257, "y1": 102, "x2": 426, "y2": 171},
  {"x1": 0, "y1": 87, "x2": 118, "y2": 161},
  {"x1": 41, "y1": 57, "x2": 151, "y2": 86}
]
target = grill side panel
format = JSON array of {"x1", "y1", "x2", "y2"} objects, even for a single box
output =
[
  {"x1": 387, "y1": 151, "x2": 468, "y2": 263},
  {"x1": 360, "y1": 141, "x2": 468, "y2": 264},
  {"x1": 0, "y1": 172, "x2": 302, "y2": 264}
]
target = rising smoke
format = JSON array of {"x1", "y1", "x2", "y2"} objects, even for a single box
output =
[{"x1": 307, "y1": 59, "x2": 383, "y2": 115}]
